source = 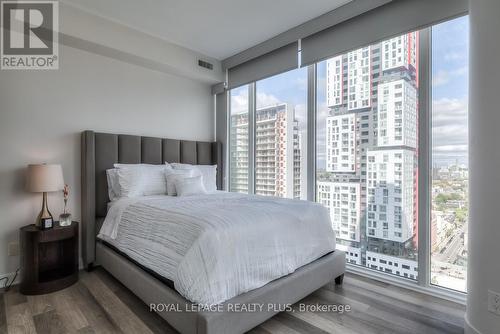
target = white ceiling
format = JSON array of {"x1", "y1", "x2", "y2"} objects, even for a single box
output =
[{"x1": 61, "y1": 0, "x2": 351, "y2": 60}]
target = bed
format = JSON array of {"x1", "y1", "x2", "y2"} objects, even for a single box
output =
[{"x1": 81, "y1": 130, "x2": 345, "y2": 334}]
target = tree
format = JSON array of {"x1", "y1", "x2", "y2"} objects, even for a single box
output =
[{"x1": 455, "y1": 207, "x2": 468, "y2": 223}]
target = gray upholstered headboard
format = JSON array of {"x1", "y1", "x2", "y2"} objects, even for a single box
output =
[{"x1": 81, "y1": 130, "x2": 222, "y2": 269}]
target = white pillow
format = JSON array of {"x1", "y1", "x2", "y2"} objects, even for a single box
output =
[
  {"x1": 106, "y1": 169, "x2": 120, "y2": 201},
  {"x1": 142, "y1": 166, "x2": 170, "y2": 195},
  {"x1": 114, "y1": 164, "x2": 171, "y2": 197},
  {"x1": 116, "y1": 167, "x2": 144, "y2": 198},
  {"x1": 165, "y1": 169, "x2": 197, "y2": 196},
  {"x1": 170, "y1": 163, "x2": 217, "y2": 192},
  {"x1": 175, "y1": 176, "x2": 207, "y2": 197}
]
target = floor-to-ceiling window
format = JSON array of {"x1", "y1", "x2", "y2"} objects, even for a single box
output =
[
  {"x1": 316, "y1": 31, "x2": 420, "y2": 279},
  {"x1": 430, "y1": 16, "x2": 469, "y2": 292},
  {"x1": 255, "y1": 68, "x2": 308, "y2": 199},
  {"x1": 226, "y1": 14, "x2": 469, "y2": 296},
  {"x1": 229, "y1": 85, "x2": 250, "y2": 193}
]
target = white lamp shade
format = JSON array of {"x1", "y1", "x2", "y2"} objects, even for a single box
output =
[{"x1": 26, "y1": 164, "x2": 64, "y2": 193}]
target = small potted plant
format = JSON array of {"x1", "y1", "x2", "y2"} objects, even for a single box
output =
[{"x1": 59, "y1": 184, "x2": 72, "y2": 226}]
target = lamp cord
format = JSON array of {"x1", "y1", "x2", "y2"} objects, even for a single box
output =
[{"x1": 0, "y1": 268, "x2": 19, "y2": 292}]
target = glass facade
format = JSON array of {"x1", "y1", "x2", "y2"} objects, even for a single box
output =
[
  {"x1": 430, "y1": 16, "x2": 469, "y2": 292},
  {"x1": 316, "y1": 31, "x2": 419, "y2": 279},
  {"x1": 227, "y1": 16, "x2": 469, "y2": 292},
  {"x1": 255, "y1": 68, "x2": 307, "y2": 199},
  {"x1": 229, "y1": 85, "x2": 250, "y2": 193}
]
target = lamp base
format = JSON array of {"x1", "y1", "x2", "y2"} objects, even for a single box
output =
[
  {"x1": 38, "y1": 216, "x2": 54, "y2": 230},
  {"x1": 36, "y1": 192, "x2": 54, "y2": 230}
]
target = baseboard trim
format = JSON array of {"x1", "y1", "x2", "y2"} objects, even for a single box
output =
[{"x1": 465, "y1": 314, "x2": 482, "y2": 334}]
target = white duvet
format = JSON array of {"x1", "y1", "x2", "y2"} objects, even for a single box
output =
[{"x1": 98, "y1": 192, "x2": 336, "y2": 305}]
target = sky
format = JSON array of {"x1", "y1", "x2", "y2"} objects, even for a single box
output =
[
  {"x1": 230, "y1": 16, "x2": 469, "y2": 169},
  {"x1": 431, "y1": 16, "x2": 469, "y2": 167}
]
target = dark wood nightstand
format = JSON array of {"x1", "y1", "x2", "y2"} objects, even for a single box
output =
[{"x1": 20, "y1": 221, "x2": 79, "y2": 295}]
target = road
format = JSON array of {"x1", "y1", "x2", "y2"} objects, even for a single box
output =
[{"x1": 434, "y1": 223, "x2": 467, "y2": 264}]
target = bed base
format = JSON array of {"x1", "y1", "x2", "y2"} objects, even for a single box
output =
[{"x1": 96, "y1": 242, "x2": 345, "y2": 334}]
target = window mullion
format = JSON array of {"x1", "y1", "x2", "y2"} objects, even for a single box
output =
[
  {"x1": 249, "y1": 82, "x2": 256, "y2": 195},
  {"x1": 417, "y1": 27, "x2": 432, "y2": 287},
  {"x1": 307, "y1": 64, "x2": 317, "y2": 201},
  {"x1": 227, "y1": 90, "x2": 232, "y2": 192}
]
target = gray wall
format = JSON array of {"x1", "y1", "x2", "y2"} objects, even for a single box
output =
[
  {"x1": 0, "y1": 44, "x2": 214, "y2": 279},
  {"x1": 466, "y1": 0, "x2": 500, "y2": 333}
]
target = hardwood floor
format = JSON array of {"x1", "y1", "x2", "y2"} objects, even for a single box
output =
[{"x1": 1, "y1": 268, "x2": 465, "y2": 334}]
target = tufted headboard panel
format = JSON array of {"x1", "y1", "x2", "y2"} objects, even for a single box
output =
[{"x1": 81, "y1": 130, "x2": 222, "y2": 268}]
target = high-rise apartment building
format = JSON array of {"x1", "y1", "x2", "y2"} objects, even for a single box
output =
[
  {"x1": 229, "y1": 111, "x2": 250, "y2": 193},
  {"x1": 347, "y1": 47, "x2": 372, "y2": 111},
  {"x1": 366, "y1": 149, "x2": 416, "y2": 243},
  {"x1": 381, "y1": 33, "x2": 417, "y2": 72},
  {"x1": 230, "y1": 104, "x2": 301, "y2": 198},
  {"x1": 319, "y1": 31, "x2": 419, "y2": 276},
  {"x1": 326, "y1": 114, "x2": 357, "y2": 173},
  {"x1": 326, "y1": 55, "x2": 343, "y2": 107},
  {"x1": 317, "y1": 181, "x2": 361, "y2": 242},
  {"x1": 378, "y1": 79, "x2": 417, "y2": 148}
]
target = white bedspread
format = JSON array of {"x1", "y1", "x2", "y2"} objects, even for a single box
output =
[{"x1": 98, "y1": 192, "x2": 336, "y2": 305}]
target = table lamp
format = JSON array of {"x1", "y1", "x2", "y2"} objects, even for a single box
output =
[{"x1": 26, "y1": 164, "x2": 64, "y2": 229}]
